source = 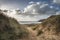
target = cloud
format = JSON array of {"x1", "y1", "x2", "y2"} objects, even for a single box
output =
[
  {"x1": 53, "y1": 0, "x2": 60, "y2": 4},
  {"x1": 23, "y1": 2, "x2": 41, "y2": 14},
  {"x1": 4, "y1": 10, "x2": 41, "y2": 21},
  {"x1": 15, "y1": 2, "x2": 50, "y2": 21},
  {"x1": 14, "y1": 15, "x2": 39, "y2": 21},
  {"x1": 12, "y1": 14, "x2": 40, "y2": 21},
  {"x1": 24, "y1": 2, "x2": 46, "y2": 14},
  {"x1": 7, "y1": 1, "x2": 58, "y2": 21},
  {"x1": 21, "y1": 1, "x2": 60, "y2": 21},
  {"x1": 5, "y1": 10, "x2": 50, "y2": 21},
  {"x1": 13, "y1": 14, "x2": 50, "y2": 21},
  {"x1": 29, "y1": 1, "x2": 34, "y2": 4},
  {"x1": 23, "y1": 1, "x2": 57, "y2": 15},
  {"x1": 3, "y1": 1, "x2": 60, "y2": 21}
]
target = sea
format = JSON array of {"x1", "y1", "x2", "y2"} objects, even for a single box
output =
[{"x1": 19, "y1": 21, "x2": 41, "y2": 24}]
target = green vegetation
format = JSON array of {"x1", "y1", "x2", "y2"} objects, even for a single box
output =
[
  {"x1": 37, "y1": 30, "x2": 43, "y2": 36},
  {"x1": 41, "y1": 15, "x2": 60, "y2": 34},
  {"x1": 0, "y1": 12, "x2": 60, "y2": 40},
  {"x1": 0, "y1": 13, "x2": 29, "y2": 40}
]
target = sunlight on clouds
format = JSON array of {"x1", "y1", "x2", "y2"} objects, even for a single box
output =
[
  {"x1": 4, "y1": 10, "x2": 40, "y2": 21},
  {"x1": 36, "y1": 2, "x2": 40, "y2": 5},
  {"x1": 13, "y1": 15, "x2": 40, "y2": 21},
  {"x1": 23, "y1": 2, "x2": 41, "y2": 14},
  {"x1": 40, "y1": 4, "x2": 48, "y2": 8},
  {"x1": 29, "y1": 1, "x2": 34, "y2": 4},
  {"x1": 3, "y1": 10, "x2": 16, "y2": 18},
  {"x1": 23, "y1": 1, "x2": 55, "y2": 15},
  {"x1": 50, "y1": 6, "x2": 54, "y2": 9},
  {"x1": 1, "y1": 1, "x2": 60, "y2": 21}
]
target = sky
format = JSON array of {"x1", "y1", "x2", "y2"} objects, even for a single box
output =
[
  {"x1": 0, "y1": 0, "x2": 54, "y2": 10},
  {"x1": 0, "y1": 0, "x2": 60, "y2": 21}
]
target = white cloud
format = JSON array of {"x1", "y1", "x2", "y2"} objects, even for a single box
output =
[
  {"x1": 24, "y1": 2, "x2": 46, "y2": 14},
  {"x1": 50, "y1": 6, "x2": 54, "y2": 9},
  {"x1": 36, "y1": 2, "x2": 40, "y2": 5},
  {"x1": 5, "y1": 10, "x2": 50, "y2": 21},
  {"x1": 13, "y1": 14, "x2": 41, "y2": 21},
  {"x1": 3, "y1": 1, "x2": 59, "y2": 21},
  {"x1": 21, "y1": 1, "x2": 60, "y2": 21},
  {"x1": 29, "y1": 1, "x2": 34, "y2": 4},
  {"x1": 40, "y1": 4, "x2": 48, "y2": 8},
  {"x1": 4, "y1": 10, "x2": 41, "y2": 21},
  {"x1": 13, "y1": 14, "x2": 50, "y2": 21},
  {"x1": 53, "y1": 0, "x2": 60, "y2": 4},
  {"x1": 23, "y1": 3, "x2": 40, "y2": 14},
  {"x1": 23, "y1": 2, "x2": 57, "y2": 15}
]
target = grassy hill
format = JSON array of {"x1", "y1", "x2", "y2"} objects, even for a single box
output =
[
  {"x1": 0, "y1": 13, "x2": 37, "y2": 40},
  {"x1": 34, "y1": 15, "x2": 60, "y2": 40},
  {"x1": 0, "y1": 12, "x2": 60, "y2": 40}
]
